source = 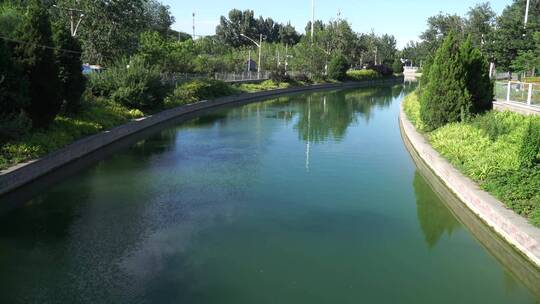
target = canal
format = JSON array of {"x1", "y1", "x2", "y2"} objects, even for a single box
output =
[{"x1": 0, "y1": 84, "x2": 539, "y2": 303}]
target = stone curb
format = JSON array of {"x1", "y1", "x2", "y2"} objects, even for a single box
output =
[
  {"x1": 399, "y1": 103, "x2": 540, "y2": 268},
  {"x1": 0, "y1": 78, "x2": 401, "y2": 196}
]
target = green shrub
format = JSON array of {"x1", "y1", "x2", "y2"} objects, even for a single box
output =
[
  {"x1": 402, "y1": 92, "x2": 425, "y2": 131},
  {"x1": 518, "y1": 118, "x2": 540, "y2": 168},
  {"x1": 87, "y1": 56, "x2": 168, "y2": 110},
  {"x1": 392, "y1": 58, "x2": 404, "y2": 74},
  {"x1": 460, "y1": 37, "x2": 493, "y2": 114},
  {"x1": 164, "y1": 79, "x2": 236, "y2": 107},
  {"x1": 346, "y1": 69, "x2": 381, "y2": 81},
  {"x1": 269, "y1": 67, "x2": 291, "y2": 83},
  {"x1": 420, "y1": 32, "x2": 472, "y2": 131},
  {"x1": 328, "y1": 54, "x2": 349, "y2": 80}
]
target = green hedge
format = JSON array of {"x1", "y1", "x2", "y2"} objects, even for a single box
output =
[{"x1": 346, "y1": 69, "x2": 381, "y2": 81}]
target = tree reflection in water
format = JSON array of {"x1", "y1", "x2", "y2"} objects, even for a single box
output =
[{"x1": 413, "y1": 171, "x2": 460, "y2": 248}]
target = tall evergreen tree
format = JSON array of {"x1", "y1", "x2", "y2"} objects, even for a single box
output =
[
  {"x1": 420, "y1": 32, "x2": 472, "y2": 131},
  {"x1": 0, "y1": 39, "x2": 31, "y2": 141},
  {"x1": 460, "y1": 36, "x2": 494, "y2": 114},
  {"x1": 53, "y1": 21, "x2": 86, "y2": 113},
  {"x1": 13, "y1": 0, "x2": 61, "y2": 128}
]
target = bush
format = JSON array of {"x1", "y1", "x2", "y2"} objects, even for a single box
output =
[
  {"x1": 164, "y1": 79, "x2": 236, "y2": 107},
  {"x1": 518, "y1": 118, "x2": 540, "y2": 168},
  {"x1": 392, "y1": 58, "x2": 404, "y2": 74},
  {"x1": 291, "y1": 72, "x2": 311, "y2": 83},
  {"x1": 346, "y1": 69, "x2": 381, "y2": 81},
  {"x1": 328, "y1": 54, "x2": 349, "y2": 80},
  {"x1": 87, "y1": 56, "x2": 168, "y2": 110},
  {"x1": 366, "y1": 64, "x2": 394, "y2": 77},
  {"x1": 420, "y1": 32, "x2": 472, "y2": 131},
  {"x1": 402, "y1": 92, "x2": 425, "y2": 131},
  {"x1": 460, "y1": 37, "x2": 493, "y2": 114},
  {"x1": 269, "y1": 67, "x2": 291, "y2": 83}
]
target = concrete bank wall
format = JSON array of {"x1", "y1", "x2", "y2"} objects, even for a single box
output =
[
  {"x1": 399, "y1": 104, "x2": 540, "y2": 268},
  {"x1": 0, "y1": 78, "x2": 401, "y2": 196}
]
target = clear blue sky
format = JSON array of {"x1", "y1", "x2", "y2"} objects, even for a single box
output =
[{"x1": 162, "y1": 0, "x2": 511, "y2": 48}]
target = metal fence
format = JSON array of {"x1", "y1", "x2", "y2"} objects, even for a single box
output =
[
  {"x1": 214, "y1": 71, "x2": 270, "y2": 82},
  {"x1": 496, "y1": 81, "x2": 540, "y2": 107},
  {"x1": 161, "y1": 71, "x2": 271, "y2": 85}
]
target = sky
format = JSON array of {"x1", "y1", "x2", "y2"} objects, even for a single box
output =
[{"x1": 161, "y1": 0, "x2": 512, "y2": 48}]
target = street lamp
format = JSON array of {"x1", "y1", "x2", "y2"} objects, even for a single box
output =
[
  {"x1": 241, "y1": 33, "x2": 263, "y2": 77},
  {"x1": 525, "y1": 0, "x2": 531, "y2": 28}
]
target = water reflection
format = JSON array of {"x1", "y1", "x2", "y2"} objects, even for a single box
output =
[{"x1": 413, "y1": 172, "x2": 460, "y2": 248}]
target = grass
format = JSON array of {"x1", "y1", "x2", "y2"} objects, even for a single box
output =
[
  {"x1": 403, "y1": 92, "x2": 540, "y2": 226},
  {"x1": 523, "y1": 76, "x2": 540, "y2": 83}
]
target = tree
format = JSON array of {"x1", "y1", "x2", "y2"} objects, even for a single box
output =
[
  {"x1": 511, "y1": 50, "x2": 540, "y2": 77},
  {"x1": 13, "y1": 0, "x2": 61, "y2": 128},
  {"x1": 56, "y1": 0, "x2": 158, "y2": 64},
  {"x1": 328, "y1": 54, "x2": 349, "y2": 80},
  {"x1": 420, "y1": 32, "x2": 471, "y2": 131},
  {"x1": 489, "y1": 0, "x2": 540, "y2": 72},
  {"x1": 377, "y1": 34, "x2": 397, "y2": 65},
  {"x1": 466, "y1": 2, "x2": 496, "y2": 51},
  {"x1": 279, "y1": 22, "x2": 300, "y2": 45},
  {"x1": 144, "y1": 1, "x2": 175, "y2": 37},
  {"x1": 460, "y1": 36, "x2": 494, "y2": 114},
  {"x1": 420, "y1": 13, "x2": 465, "y2": 54},
  {"x1": 0, "y1": 38, "x2": 31, "y2": 141},
  {"x1": 53, "y1": 21, "x2": 86, "y2": 113},
  {"x1": 216, "y1": 9, "x2": 258, "y2": 47}
]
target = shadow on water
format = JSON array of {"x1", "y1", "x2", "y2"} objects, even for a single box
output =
[{"x1": 402, "y1": 124, "x2": 540, "y2": 298}]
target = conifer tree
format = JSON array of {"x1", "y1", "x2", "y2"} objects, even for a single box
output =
[
  {"x1": 0, "y1": 39, "x2": 31, "y2": 141},
  {"x1": 13, "y1": 0, "x2": 61, "y2": 128},
  {"x1": 420, "y1": 32, "x2": 472, "y2": 131},
  {"x1": 53, "y1": 21, "x2": 86, "y2": 113},
  {"x1": 460, "y1": 36, "x2": 494, "y2": 114}
]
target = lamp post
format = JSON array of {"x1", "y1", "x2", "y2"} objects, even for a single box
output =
[
  {"x1": 525, "y1": 0, "x2": 531, "y2": 28},
  {"x1": 241, "y1": 33, "x2": 263, "y2": 78}
]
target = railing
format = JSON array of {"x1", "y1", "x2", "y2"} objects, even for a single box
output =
[
  {"x1": 496, "y1": 81, "x2": 540, "y2": 107},
  {"x1": 214, "y1": 71, "x2": 270, "y2": 82},
  {"x1": 162, "y1": 71, "x2": 271, "y2": 85},
  {"x1": 403, "y1": 66, "x2": 419, "y2": 73}
]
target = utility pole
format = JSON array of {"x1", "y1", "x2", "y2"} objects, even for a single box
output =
[
  {"x1": 53, "y1": 4, "x2": 85, "y2": 37},
  {"x1": 248, "y1": 48, "x2": 252, "y2": 72},
  {"x1": 311, "y1": 0, "x2": 315, "y2": 43}
]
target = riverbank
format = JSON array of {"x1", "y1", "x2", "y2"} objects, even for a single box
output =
[
  {"x1": 400, "y1": 95, "x2": 540, "y2": 268},
  {"x1": 0, "y1": 77, "x2": 402, "y2": 196}
]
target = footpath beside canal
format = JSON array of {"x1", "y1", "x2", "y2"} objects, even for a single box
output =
[
  {"x1": 400, "y1": 103, "x2": 540, "y2": 268},
  {"x1": 0, "y1": 78, "x2": 401, "y2": 196}
]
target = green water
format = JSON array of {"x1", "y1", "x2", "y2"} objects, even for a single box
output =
[{"x1": 0, "y1": 85, "x2": 539, "y2": 303}]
